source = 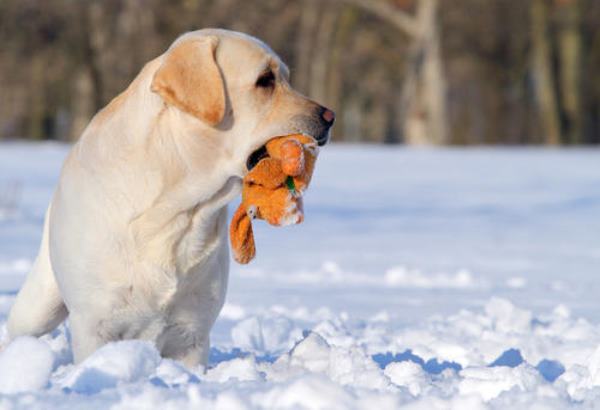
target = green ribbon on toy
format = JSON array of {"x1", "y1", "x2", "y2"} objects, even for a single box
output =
[{"x1": 285, "y1": 176, "x2": 296, "y2": 195}]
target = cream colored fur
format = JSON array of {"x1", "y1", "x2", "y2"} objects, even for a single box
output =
[{"x1": 7, "y1": 29, "x2": 331, "y2": 367}]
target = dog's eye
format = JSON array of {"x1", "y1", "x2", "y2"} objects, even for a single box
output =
[{"x1": 256, "y1": 70, "x2": 275, "y2": 88}]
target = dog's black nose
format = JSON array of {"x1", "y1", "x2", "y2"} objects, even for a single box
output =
[
  {"x1": 315, "y1": 106, "x2": 335, "y2": 146},
  {"x1": 322, "y1": 108, "x2": 335, "y2": 125}
]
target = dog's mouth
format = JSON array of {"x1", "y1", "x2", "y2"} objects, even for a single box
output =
[
  {"x1": 246, "y1": 134, "x2": 315, "y2": 171},
  {"x1": 246, "y1": 132, "x2": 323, "y2": 172},
  {"x1": 246, "y1": 145, "x2": 269, "y2": 171}
]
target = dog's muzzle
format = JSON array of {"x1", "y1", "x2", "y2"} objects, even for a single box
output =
[{"x1": 246, "y1": 107, "x2": 334, "y2": 170}]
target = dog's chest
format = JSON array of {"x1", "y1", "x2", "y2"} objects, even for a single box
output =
[
  {"x1": 174, "y1": 205, "x2": 228, "y2": 274},
  {"x1": 110, "y1": 206, "x2": 229, "y2": 342}
]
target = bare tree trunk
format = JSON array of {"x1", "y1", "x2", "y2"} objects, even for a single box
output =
[
  {"x1": 344, "y1": 94, "x2": 363, "y2": 142},
  {"x1": 70, "y1": 68, "x2": 95, "y2": 141},
  {"x1": 326, "y1": 8, "x2": 356, "y2": 142},
  {"x1": 82, "y1": 2, "x2": 108, "y2": 112},
  {"x1": 28, "y1": 57, "x2": 46, "y2": 140},
  {"x1": 295, "y1": 0, "x2": 320, "y2": 95},
  {"x1": 328, "y1": 0, "x2": 418, "y2": 36},
  {"x1": 556, "y1": 0, "x2": 582, "y2": 144},
  {"x1": 531, "y1": 0, "x2": 561, "y2": 145},
  {"x1": 400, "y1": 0, "x2": 447, "y2": 145},
  {"x1": 309, "y1": 4, "x2": 338, "y2": 104},
  {"x1": 421, "y1": 0, "x2": 447, "y2": 144}
]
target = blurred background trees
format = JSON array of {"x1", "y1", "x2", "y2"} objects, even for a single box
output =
[{"x1": 0, "y1": 0, "x2": 598, "y2": 145}]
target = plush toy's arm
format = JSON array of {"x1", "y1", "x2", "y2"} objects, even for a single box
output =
[
  {"x1": 245, "y1": 158, "x2": 287, "y2": 189},
  {"x1": 229, "y1": 204, "x2": 256, "y2": 264}
]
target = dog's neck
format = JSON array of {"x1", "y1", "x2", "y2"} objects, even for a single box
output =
[{"x1": 74, "y1": 58, "x2": 242, "y2": 270}]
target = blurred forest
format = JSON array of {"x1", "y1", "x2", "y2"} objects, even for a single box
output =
[{"x1": 0, "y1": 0, "x2": 599, "y2": 145}]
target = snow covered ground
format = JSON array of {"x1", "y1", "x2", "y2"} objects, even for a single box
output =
[{"x1": 0, "y1": 142, "x2": 599, "y2": 409}]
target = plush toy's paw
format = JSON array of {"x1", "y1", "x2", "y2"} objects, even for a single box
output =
[
  {"x1": 277, "y1": 197, "x2": 304, "y2": 226},
  {"x1": 247, "y1": 205, "x2": 258, "y2": 220},
  {"x1": 245, "y1": 157, "x2": 287, "y2": 189}
]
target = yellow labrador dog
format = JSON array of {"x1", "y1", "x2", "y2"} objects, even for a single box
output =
[{"x1": 7, "y1": 29, "x2": 334, "y2": 367}]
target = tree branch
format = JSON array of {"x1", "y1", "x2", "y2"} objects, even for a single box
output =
[{"x1": 327, "y1": 0, "x2": 419, "y2": 37}]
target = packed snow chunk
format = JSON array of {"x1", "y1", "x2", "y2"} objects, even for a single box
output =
[
  {"x1": 61, "y1": 340, "x2": 161, "y2": 394},
  {"x1": 485, "y1": 297, "x2": 532, "y2": 334},
  {"x1": 324, "y1": 345, "x2": 388, "y2": 390},
  {"x1": 231, "y1": 315, "x2": 303, "y2": 353},
  {"x1": 155, "y1": 358, "x2": 198, "y2": 386},
  {"x1": 400, "y1": 395, "x2": 487, "y2": 410},
  {"x1": 254, "y1": 375, "x2": 355, "y2": 410},
  {"x1": 214, "y1": 391, "x2": 249, "y2": 410},
  {"x1": 205, "y1": 356, "x2": 263, "y2": 383},
  {"x1": 311, "y1": 319, "x2": 355, "y2": 349},
  {"x1": 285, "y1": 332, "x2": 388, "y2": 390},
  {"x1": 459, "y1": 364, "x2": 541, "y2": 401},
  {"x1": 41, "y1": 328, "x2": 72, "y2": 370},
  {"x1": 0, "y1": 336, "x2": 54, "y2": 394},
  {"x1": 384, "y1": 361, "x2": 429, "y2": 396},
  {"x1": 557, "y1": 364, "x2": 591, "y2": 401},
  {"x1": 111, "y1": 384, "x2": 214, "y2": 410},
  {"x1": 586, "y1": 344, "x2": 600, "y2": 387},
  {"x1": 289, "y1": 332, "x2": 331, "y2": 373}
]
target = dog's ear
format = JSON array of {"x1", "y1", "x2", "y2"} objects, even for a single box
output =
[{"x1": 151, "y1": 37, "x2": 225, "y2": 126}]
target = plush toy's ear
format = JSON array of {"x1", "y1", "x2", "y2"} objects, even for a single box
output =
[
  {"x1": 151, "y1": 37, "x2": 225, "y2": 126},
  {"x1": 230, "y1": 205, "x2": 256, "y2": 264},
  {"x1": 293, "y1": 140, "x2": 319, "y2": 194}
]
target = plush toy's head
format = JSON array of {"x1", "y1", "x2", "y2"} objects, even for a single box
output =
[{"x1": 230, "y1": 134, "x2": 318, "y2": 264}]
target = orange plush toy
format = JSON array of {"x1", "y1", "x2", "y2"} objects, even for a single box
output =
[{"x1": 230, "y1": 134, "x2": 318, "y2": 264}]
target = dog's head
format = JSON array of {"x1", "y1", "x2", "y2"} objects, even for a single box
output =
[{"x1": 150, "y1": 29, "x2": 334, "y2": 175}]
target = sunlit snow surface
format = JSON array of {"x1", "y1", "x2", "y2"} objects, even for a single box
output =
[{"x1": 0, "y1": 142, "x2": 599, "y2": 409}]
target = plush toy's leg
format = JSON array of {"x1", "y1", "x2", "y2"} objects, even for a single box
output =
[{"x1": 229, "y1": 204, "x2": 256, "y2": 264}]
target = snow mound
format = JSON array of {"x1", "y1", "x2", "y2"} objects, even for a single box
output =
[
  {"x1": 60, "y1": 340, "x2": 161, "y2": 394},
  {"x1": 384, "y1": 361, "x2": 429, "y2": 396},
  {"x1": 459, "y1": 364, "x2": 541, "y2": 401},
  {"x1": 0, "y1": 336, "x2": 54, "y2": 394},
  {"x1": 231, "y1": 315, "x2": 303, "y2": 353},
  {"x1": 254, "y1": 375, "x2": 357, "y2": 410},
  {"x1": 0, "y1": 296, "x2": 598, "y2": 408}
]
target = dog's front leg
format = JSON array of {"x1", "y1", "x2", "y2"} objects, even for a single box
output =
[
  {"x1": 69, "y1": 313, "x2": 109, "y2": 364},
  {"x1": 179, "y1": 338, "x2": 210, "y2": 369}
]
